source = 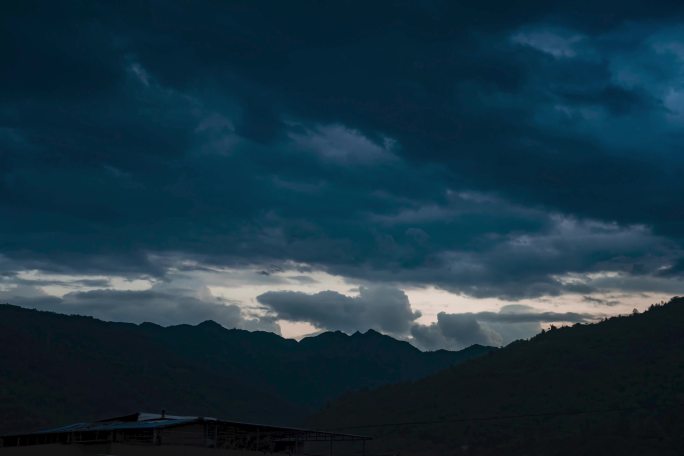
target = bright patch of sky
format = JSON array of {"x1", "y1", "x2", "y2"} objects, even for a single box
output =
[{"x1": 3, "y1": 265, "x2": 671, "y2": 341}]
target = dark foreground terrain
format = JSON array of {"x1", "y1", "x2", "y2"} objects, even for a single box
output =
[
  {"x1": 0, "y1": 304, "x2": 491, "y2": 434},
  {"x1": 311, "y1": 297, "x2": 684, "y2": 455}
]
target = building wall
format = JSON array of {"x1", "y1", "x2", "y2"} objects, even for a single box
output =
[{"x1": 160, "y1": 424, "x2": 209, "y2": 447}]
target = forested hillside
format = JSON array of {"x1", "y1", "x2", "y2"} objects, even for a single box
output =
[{"x1": 311, "y1": 297, "x2": 684, "y2": 455}]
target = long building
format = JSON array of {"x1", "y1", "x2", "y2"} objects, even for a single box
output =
[{"x1": 0, "y1": 411, "x2": 370, "y2": 455}]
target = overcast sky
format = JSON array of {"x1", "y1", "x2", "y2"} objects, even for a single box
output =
[{"x1": 2, "y1": 1, "x2": 684, "y2": 350}]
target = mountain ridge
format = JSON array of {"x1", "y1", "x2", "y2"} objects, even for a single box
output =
[{"x1": 0, "y1": 303, "x2": 494, "y2": 435}]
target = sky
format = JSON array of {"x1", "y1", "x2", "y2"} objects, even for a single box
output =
[{"x1": 2, "y1": 1, "x2": 684, "y2": 350}]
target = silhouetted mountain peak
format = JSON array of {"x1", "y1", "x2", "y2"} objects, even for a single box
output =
[
  {"x1": 196, "y1": 320, "x2": 225, "y2": 330},
  {"x1": 358, "y1": 328, "x2": 382, "y2": 337},
  {"x1": 139, "y1": 321, "x2": 162, "y2": 329},
  {"x1": 299, "y1": 330, "x2": 347, "y2": 344}
]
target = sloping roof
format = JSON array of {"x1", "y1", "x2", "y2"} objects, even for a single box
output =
[
  {"x1": 2, "y1": 412, "x2": 370, "y2": 442},
  {"x1": 98, "y1": 412, "x2": 209, "y2": 422},
  {"x1": 33, "y1": 411, "x2": 206, "y2": 434},
  {"x1": 36, "y1": 418, "x2": 198, "y2": 434}
]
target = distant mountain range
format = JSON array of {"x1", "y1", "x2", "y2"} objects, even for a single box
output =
[
  {"x1": 0, "y1": 304, "x2": 492, "y2": 434},
  {"x1": 311, "y1": 297, "x2": 684, "y2": 456}
]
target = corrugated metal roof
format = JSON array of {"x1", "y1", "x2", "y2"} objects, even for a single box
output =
[
  {"x1": 85, "y1": 418, "x2": 198, "y2": 431},
  {"x1": 96, "y1": 412, "x2": 212, "y2": 423},
  {"x1": 36, "y1": 417, "x2": 198, "y2": 434},
  {"x1": 136, "y1": 412, "x2": 204, "y2": 421},
  {"x1": 4, "y1": 412, "x2": 370, "y2": 441},
  {"x1": 36, "y1": 423, "x2": 91, "y2": 434}
]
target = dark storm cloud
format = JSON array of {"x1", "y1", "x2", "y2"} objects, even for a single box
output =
[
  {"x1": 658, "y1": 257, "x2": 684, "y2": 277},
  {"x1": 257, "y1": 286, "x2": 421, "y2": 336},
  {"x1": 2, "y1": 0, "x2": 684, "y2": 300}
]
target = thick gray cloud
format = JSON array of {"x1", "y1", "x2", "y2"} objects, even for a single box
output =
[
  {"x1": 2, "y1": 0, "x2": 684, "y2": 307},
  {"x1": 257, "y1": 286, "x2": 421, "y2": 336},
  {"x1": 411, "y1": 305, "x2": 596, "y2": 350},
  {"x1": 257, "y1": 285, "x2": 596, "y2": 349},
  {"x1": 411, "y1": 316, "x2": 500, "y2": 351},
  {"x1": 0, "y1": 283, "x2": 279, "y2": 333}
]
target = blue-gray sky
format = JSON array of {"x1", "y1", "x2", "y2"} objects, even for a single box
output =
[{"x1": 2, "y1": 1, "x2": 684, "y2": 349}]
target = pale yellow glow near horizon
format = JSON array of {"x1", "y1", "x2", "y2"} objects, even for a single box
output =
[
  {"x1": 278, "y1": 321, "x2": 320, "y2": 340},
  {"x1": 7, "y1": 267, "x2": 676, "y2": 341},
  {"x1": 405, "y1": 286, "x2": 672, "y2": 328}
]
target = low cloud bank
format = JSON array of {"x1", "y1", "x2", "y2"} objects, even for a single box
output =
[
  {"x1": 0, "y1": 282, "x2": 279, "y2": 333},
  {"x1": 258, "y1": 286, "x2": 598, "y2": 350}
]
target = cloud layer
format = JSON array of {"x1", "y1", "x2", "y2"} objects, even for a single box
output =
[
  {"x1": 411, "y1": 305, "x2": 594, "y2": 350},
  {"x1": 2, "y1": 1, "x2": 684, "y2": 345},
  {"x1": 0, "y1": 281, "x2": 278, "y2": 333},
  {"x1": 257, "y1": 286, "x2": 597, "y2": 349},
  {"x1": 258, "y1": 286, "x2": 421, "y2": 336}
]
